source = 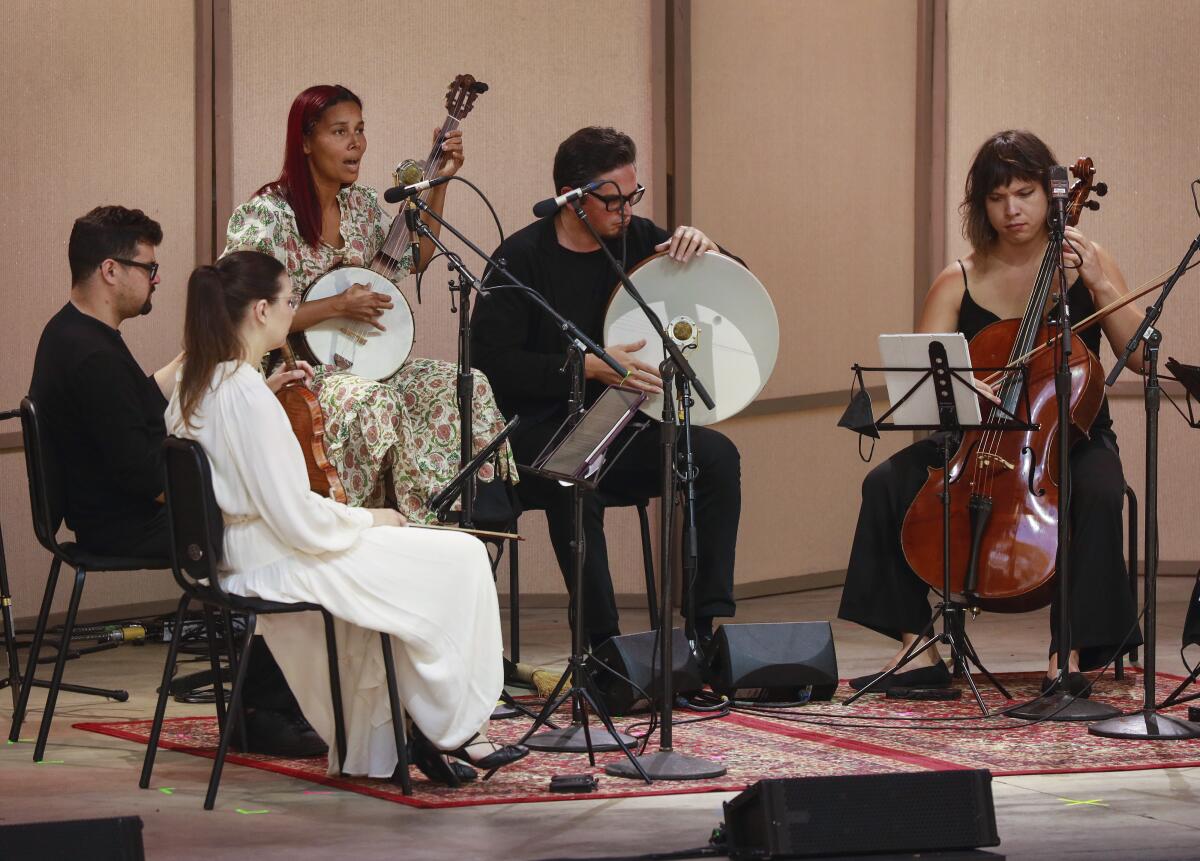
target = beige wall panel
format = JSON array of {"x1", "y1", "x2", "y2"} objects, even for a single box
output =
[
  {"x1": 716, "y1": 406, "x2": 910, "y2": 586},
  {"x1": 690, "y1": 1, "x2": 919, "y2": 400},
  {"x1": 0, "y1": 1, "x2": 196, "y2": 616},
  {"x1": 946, "y1": 0, "x2": 1200, "y2": 561},
  {"x1": 228, "y1": 1, "x2": 656, "y2": 597}
]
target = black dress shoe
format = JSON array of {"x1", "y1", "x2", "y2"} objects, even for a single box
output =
[
  {"x1": 231, "y1": 708, "x2": 328, "y2": 757},
  {"x1": 408, "y1": 726, "x2": 466, "y2": 788},
  {"x1": 849, "y1": 662, "x2": 952, "y2": 693},
  {"x1": 1041, "y1": 671, "x2": 1091, "y2": 698},
  {"x1": 446, "y1": 733, "x2": 530, "y2": 771},
  {"x1": 395, "y1": 737, "x2": 476, "y2": 787}
]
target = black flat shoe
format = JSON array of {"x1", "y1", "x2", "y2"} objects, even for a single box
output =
[
  {"x1": 849, "y1": 662, "x2": 952, "y2": 692},
  {"x1": 446, "y1": 732, "x2": 530, "y2": 771},
  {"x1": 408, "y1": 726, "x2": 466, "y2": 788},
  {"x1": 1041, "y1": 671, "x2": 1091, "y2": 698},
  {"x1": 232, "y1": 707, "x2": 328, "y2": 758}
]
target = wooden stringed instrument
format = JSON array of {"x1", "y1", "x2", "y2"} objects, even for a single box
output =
[
  {"x1": 900, "y1": 157, "x2": 1107, "y2": 612},
  {"x1": 276, "y1": 341, "x2": 348, "y2": 503},
  {"x1": 291, "y1": 74, "x2": 488, "y2": 381}
]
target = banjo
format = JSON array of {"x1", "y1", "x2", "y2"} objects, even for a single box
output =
[
  {"x1": 293, "y1": 74, "x2": 488, "y2": 381},
  {"x1": 603, "y1": 251, "x2": 779, "y2": 425}
]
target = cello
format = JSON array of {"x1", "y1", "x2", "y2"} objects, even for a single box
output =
[
  {"x1": 900, "y1": 158, "x2": 1106, "y2": 612},
  {"x1": 276, "y1": 342, "x2": 348, "y2": 503}
]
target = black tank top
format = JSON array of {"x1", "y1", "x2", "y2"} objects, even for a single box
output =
[{"x1": 955, "y1": 260, "x2": 1113, "y2": 433}]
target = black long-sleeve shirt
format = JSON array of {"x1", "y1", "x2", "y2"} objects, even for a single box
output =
[
  {"x1": 472, "y1": 215, "x2": 670, "y2": 432},
  {"x1": 29, "y1": 302, "x2": 167, "y2": 550}
]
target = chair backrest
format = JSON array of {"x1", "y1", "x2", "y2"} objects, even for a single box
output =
[
  {"x1": 162, "y1": 436, "x2": 232, "y2": 605},
  {"x1": 19, "y1": 397, "x2": 69, "y2": 556}
]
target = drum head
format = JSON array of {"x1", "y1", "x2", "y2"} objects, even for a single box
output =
[
  {"x1": 604, "y1": 251, "x2": 778, "y2": 425},
  {"x1": 302, "y1": 266, "x2": 414, "y2": 381}
]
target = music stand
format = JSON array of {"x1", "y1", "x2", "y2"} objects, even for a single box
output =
[
  {"x1": 841, "y1": 338, "x2": 1035, "y2": 715},
  {"x1": 499, "y1": 382, "x2": 654, "y2": 783}
]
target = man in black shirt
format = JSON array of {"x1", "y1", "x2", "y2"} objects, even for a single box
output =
[
  {"x1": 29, "y1": 206, "x2": 321, "y2": 756},
  {"x1": 473, "y1": 127, "x2": 741, "y2": 651}
]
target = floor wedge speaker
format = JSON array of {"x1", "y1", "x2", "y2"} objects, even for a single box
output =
[
  {"x1": 722, "y1": 770, "x2": 1000, "y2": 858},
  {"x1": 709, "y1": 621, "x2": 838, "y2": 702},
  {"x1": 592, "y1": 628, "x2": 703, "y2": 715},
  {"x1": 0, "y1": 816, "x2": 145, "y2": 861}
]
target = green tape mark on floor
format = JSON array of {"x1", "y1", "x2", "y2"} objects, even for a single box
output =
[
  {"x1": 235, "y1": 808, "x2": 270, "y2": 815},
  {"x1": 158, "y1": 788, "x2": 174, "y2": 795},
  {"x1": 35, "y1": 760, "x2": 65, "y2": 764},
  {"x1": 1058, "y1": 797, "x2": 1108, "y2": 807}
]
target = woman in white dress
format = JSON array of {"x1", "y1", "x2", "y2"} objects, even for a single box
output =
[{"x1": 165, "y1": 250, "x2": 528, "y2": 785}]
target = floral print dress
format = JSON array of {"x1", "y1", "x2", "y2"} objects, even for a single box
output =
[{"x1": 223, "y1": 184, "x2": 515, "y2": 521}]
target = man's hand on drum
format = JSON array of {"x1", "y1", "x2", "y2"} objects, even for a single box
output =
[
  {"x1": 434, "y1": 128, "x2": 464, "y2": 177},
  {"x1": 266, "y1": 359, "x2": 315, "y2": 393},
  {"x1": 335, "y1": 283, "x2": 393, "y2": 331},
  {"x1": 586, "y1": 339, "x2": 663, "y2": 394},
  {"x1": 655, "y1": 225, "x2": 717, "y2": 263}
]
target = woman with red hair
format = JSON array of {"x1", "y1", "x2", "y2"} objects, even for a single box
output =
[{"x1": 224, "y1": 84, "x2": 514, "y2": 519}]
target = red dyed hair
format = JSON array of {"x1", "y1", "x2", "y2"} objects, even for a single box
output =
[{"x1": 259, "y1": 84, "x2": 363, "y2": 248}]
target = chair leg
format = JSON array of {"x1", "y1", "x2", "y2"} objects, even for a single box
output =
[
  {"x1": 9, "y1": 557, "x2": 62, "y2": 743},
  {"x1": 1, "y1": 524, "x2": 23, "y2": 712},
  {"x1": 379, "y1": 633, "x2": 412, "y2": 795},
  {"x1": 203, "y1": 608, "x2": 228, "y2": 736},
  {"x1": 637, "y1": 504, "x2": 658, "y2": 630},
  {"x1": 141, "y1": 595, "x2": 190, "y2": 788},
  {"x1": 321, "y1": 611, "x2": 348, "y2": 776},
  {"x1": 33, "y1": 566, "x2": 86, "y2": 762},
  {"x1": 508, "y1": 534, "x2": 520, "y2": 663},
  {"x1": 205, "y1": 613, "x2": 257, "y2": 811}
]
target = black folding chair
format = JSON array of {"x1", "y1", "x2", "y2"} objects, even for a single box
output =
[
  {"x1": 139, "y1": 436, "x2": 412, "y2": 809},
  {"x1": 8, "y1": 398, "x2": 170, "y2": 761}
]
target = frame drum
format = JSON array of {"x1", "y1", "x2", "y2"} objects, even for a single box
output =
[{"x1": 603, "y1": 251, "x2": 778, "y2": 425}]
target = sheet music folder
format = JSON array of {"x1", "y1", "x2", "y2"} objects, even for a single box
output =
[{"x1": 529, "y1": 385, "x2": 647, "y2": 486}]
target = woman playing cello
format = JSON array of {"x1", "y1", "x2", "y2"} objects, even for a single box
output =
[{"x1": 839, "y1": 130, "x2": 1145, "y2": 695}]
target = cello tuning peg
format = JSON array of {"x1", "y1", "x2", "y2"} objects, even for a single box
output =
[
  {"x1": 1093, "y1": 182, "x2": 1108, "y2": 196},
  {"x1": 1084, "y1": 200, "x2": 1101, "y2": 211}
]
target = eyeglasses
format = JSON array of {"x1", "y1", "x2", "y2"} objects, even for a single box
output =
[
  {"x1": 111, "y1": 258, "x2": 159, "y2": 280},
  {"x1": 286, "y1": 296, "x2": 301, "y2": 310},
  {"x1": 591, "y1": 184, "x2": 646, "y2": 212}
]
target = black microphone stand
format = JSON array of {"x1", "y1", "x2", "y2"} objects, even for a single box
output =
[
  {"x1": 1090, "y1": 229, "x2": 1200, "y2": 739},
  {"x1": 1008, "y1": 214, "x2": 1120, "y2": 722},
  {"x1": 405, "y1": 196, "x2": 650, "y2": 778},
  {"x1": 559, "y1": 203, "x2": 725, "y2": 781}
]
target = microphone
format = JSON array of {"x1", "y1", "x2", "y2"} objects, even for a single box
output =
[
  {"x1": 1049, "y1": 164, "x2": 1069, "y2": 232},
  {"x1": 383, "y1": 174, "x2": 450, "y2": 204},
  {"x1": 532, "y1": 181, "x2": 601, "y2": 218}
]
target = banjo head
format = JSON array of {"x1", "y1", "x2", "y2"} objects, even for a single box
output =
[
  {"x1": 603, "y1": 251, "x2": 778, "y2": 425},
  {"x1": 300, "y1": 266, "x2": 415, "y2": 381}
]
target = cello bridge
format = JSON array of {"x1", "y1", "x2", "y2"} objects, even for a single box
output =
[{"x1": 975, "y1": 452, "x2": 1015, "y2": 472}]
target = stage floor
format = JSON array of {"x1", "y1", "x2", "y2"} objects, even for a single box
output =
[{"x1": 3, "y1": 578, "x2": 1199, "y2": 860}]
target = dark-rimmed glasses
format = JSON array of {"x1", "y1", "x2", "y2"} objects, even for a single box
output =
[
  {"x1": 591, "y1": 184, "x2": 646, "y2": 212},
  {"x1": 112, "y1": 258, "x2": 159, "y2": 280}
]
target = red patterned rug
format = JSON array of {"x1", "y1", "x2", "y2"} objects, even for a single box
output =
[{"x1": 76, "y1": 671, "x2": 1200, "y2": 809}]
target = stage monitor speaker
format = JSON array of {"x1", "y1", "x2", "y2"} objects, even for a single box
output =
[
  {"x1": 0, "y1": 815, "x2": 144, "y2": 861},
  {"x1": 592, "y1": 628, "x2": 703, "y2": 715},
  {"x1": 722, "y1": 770, "x2": 1000, "y2": 859},
  {"x1": 709, "y1": 621, "x2": 838, "y2": 702}
]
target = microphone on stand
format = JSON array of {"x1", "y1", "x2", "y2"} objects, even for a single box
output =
[
  {"x1": 1049, "y1": 164, "x2": 1070, "y2": 233},
  {"x1": 532, "y1": 181, "x2": 601, "y2": 218},
  {"x1": 384, "y1": 174, "x2": 450, "y2": 203}
]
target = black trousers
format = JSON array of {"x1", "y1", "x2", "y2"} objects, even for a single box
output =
[
  {"x1": 837, "y1": 431, "x2": 1141, "y2": 671},
  {"x1": 83, "y1": 507, "x2": 299, "y2": 712},
  {"x1": 513, "y1": 417, "x2": 741, "y2": 641}
]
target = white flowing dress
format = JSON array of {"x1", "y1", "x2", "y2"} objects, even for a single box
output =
[{"x1": 165, "y1": 361, "x2": 503, "y2": 778}]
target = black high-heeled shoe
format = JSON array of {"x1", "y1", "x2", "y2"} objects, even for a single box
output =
[
  {"x1": 445, "y1": 732, "x2": 530, "y2": 771},
  {"x1": 1040, "y1": 671, "x2": 1091, "y2": 698}
]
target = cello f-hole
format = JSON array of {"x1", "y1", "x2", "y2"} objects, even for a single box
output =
[{"x1": 1022, "y1": 445, "x2": 1046, "y2": 497}]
